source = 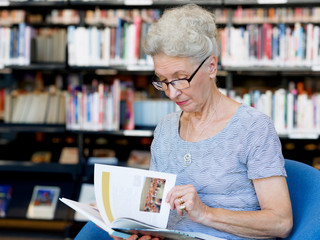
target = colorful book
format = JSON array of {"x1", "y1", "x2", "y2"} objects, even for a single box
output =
[
  {"x1": 0, "y1": 184, "x2": 12, "y2": 218},
  {"x1": 26, "y1": 185, "x2": 60, "y2": 220}
]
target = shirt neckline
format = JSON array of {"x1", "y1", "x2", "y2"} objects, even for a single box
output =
[{"x1": 176, "y1": 104, "x2": 245, "y2": 144}]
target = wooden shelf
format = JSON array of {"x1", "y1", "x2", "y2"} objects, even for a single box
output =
[
  {"x1": 0, "y1": 161, "x2": 81, "y2": 176},
  {"x1": 0, "y1": 218, "x2": 72, "y2": 231},
  {"x1": 69, "y1": 0, "x2": 223, "y2": 7},
  {"x1": 70, "y1": 129, "x2": 154, "y2": 137},
  {"x1": 223, "y1": 66, "x2": 320, "y2": 74},
  {"x1": 0, "y1": 123, "x2": 66, "y2": 133},
  {"x1": 225, "y1": 0, "x2": 320, "y2": 5},
  {"x1": 7, "y1": 63, "x2": 67, "y2": 71},
  {"x1": 8, "y1": 0, "x2": 68, "y2": 8}
]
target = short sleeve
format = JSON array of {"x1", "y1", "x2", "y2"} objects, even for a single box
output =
[
  {"x1": 246, "y1": 115, "x2": 286, "y2": 179},
  {"x1": 149, "y1": 120, "x2": 162, "y2": 172}
]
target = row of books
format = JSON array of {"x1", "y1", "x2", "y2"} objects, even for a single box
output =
[
  {"x1": 134, "y1": 100, "x2": 176, "y2": 127},
  {"x1": 4, "y1": 11, "x2": 320, "y2": 68},
  {"x1": 0, "y1": 23, "x2": 66, "y2": 67},
  {"x1": 65, "y1": 80, "x2": 176, "y2": 131},
  {"x1": 32, "y1": 28, "x2": 67, "y2": 63},
  {"x1": 67, "y1": 21, "x2": 152, "y2": 67},
  {"x1": 49, "y1": 22, "x2": 320, "y2": 68},
  {"x1": 0, "y1": 8, "x2": 158, "y2": 27},
  {"x1": 220, "y1": 23, "x2": 320, "y2": 67},
  {"x1": 231, "y1": 86, "x2": 320, "y2": 137},
  {"x1": 67, "y1": 9, "x2": 160, "y2": 67},
  {"x1": 66, "y1": 80, "x2": 122, "y2": 131},
  {"x1": 84, "y1": 8, "x2": 160, "y2": 26},
  {"x1": 4, "y1": 82, "x2": 320, "y2": 135},
  {"x1": 0, "y1": 23, "x2": 30, "y2": 66},
  {"x1": 4, "y1": 90, "x2": 66, "y2": 124},
  {"x1": 3, "y1": 7, "x2": 320, "y2": 28},
  {"x1": 233, "y1": 6, "x2": 320, "y2": 24},
  {"x1": 29, "y1": 9, "x2": 80, "y2": 25},
  {"x1": 0, "y1": 9, "x2": 78, "y2": 26},
  {"x1": 0, "y1": 10, "x2": 25, "y2": 25}
]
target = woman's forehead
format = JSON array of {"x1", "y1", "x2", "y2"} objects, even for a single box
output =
[{"x1": 153, "y1": 55, "x2": 194, "y2": 74}]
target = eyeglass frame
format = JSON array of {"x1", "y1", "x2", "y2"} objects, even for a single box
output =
[{"x1": 151, "y1": 55, "x2": 210, "y2": 91}]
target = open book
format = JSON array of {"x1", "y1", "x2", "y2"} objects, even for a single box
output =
[{"x1": 60, "y1": 164, "x2": 225, "y2": 240}]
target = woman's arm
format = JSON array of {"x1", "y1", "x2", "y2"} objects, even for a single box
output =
[{"x1": 167, "y1": 176, "x2": 293, "y2": 239}]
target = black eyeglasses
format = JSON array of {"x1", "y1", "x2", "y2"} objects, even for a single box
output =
[{"x1": 152, "y1": 56, "x2": 210, "y2": 91}]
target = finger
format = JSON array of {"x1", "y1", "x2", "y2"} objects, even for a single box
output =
[
  {"x1": 177, "y1": 204, "x2": 186, "y2": 216},
  {"x1": 174, "y1": 196, "x2": 183, "y2": 209},
  {"x1": 165, "y1": 185, "x2": 178, "y2": 203},
  {"x1": 168, "y1": 187, "x2": 187, "y2": 209},
  {"x1": 111, "y1": 236, "x2": 125, "y2": 240},
  {"x1": 169, "y1": 185, "x2": 192, "y2": 201},
  {"x1": 167, "y1": 185, "x2": 194, "y2": 211},
  {"x1": 138, "y1": 235, "x2": 152, "y2": 240},
  {"x1": 127, "y1": 235, "x2": 138, "y2": 240}
]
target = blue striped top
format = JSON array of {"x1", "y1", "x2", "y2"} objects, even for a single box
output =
[{"x1": 150, "y1": 104, "x2": 286, "y2": 240}]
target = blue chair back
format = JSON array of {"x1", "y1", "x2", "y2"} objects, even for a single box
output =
[{"x1": 279, "y1": 159, "x2": 320, "y2": 240}]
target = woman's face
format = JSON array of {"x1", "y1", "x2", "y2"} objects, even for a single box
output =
[{"x1": 153, "y1": 54, "x2": 217, "y2": 113}]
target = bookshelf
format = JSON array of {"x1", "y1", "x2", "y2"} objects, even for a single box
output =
[{"x1": 0, "y1": 0, "x2": 320, "y2": 238}]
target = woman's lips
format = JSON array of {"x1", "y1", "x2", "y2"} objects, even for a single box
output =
[{"x1": 176, "y1": 100, "x2": 188, "y2": 106}]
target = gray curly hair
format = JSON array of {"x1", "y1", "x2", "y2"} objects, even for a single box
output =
[{"x1": 143, "y1": 4, "x2": 219, "y2": 62}]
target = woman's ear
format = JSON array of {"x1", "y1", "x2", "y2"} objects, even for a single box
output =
[{"x1": 209, "y1": 55, "x2": 218, "y2": 78}]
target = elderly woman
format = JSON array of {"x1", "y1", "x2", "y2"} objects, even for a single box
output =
[{"x1": 75, "y1": 4, "x2": 292, "y2": 240}]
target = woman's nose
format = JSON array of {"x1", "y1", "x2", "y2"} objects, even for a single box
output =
[{"x1": 165, "y1": 84, "x2": 182, "y2": 99}]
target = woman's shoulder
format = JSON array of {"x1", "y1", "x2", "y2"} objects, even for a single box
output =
[
  {"x1": 233, "y1": 104, "x2": 274, "y2": 131},
  {"x1": 238, "y1": 104, "x2": 272, "y2": 122}
]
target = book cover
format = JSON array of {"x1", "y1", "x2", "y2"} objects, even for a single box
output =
[
  {"x1": 102, "y1": 27, "x2": 111, "y2": 66},
  {"x1": 31, "y1": 151, "x2": 52, "y2": 163},
  {"x1": 115, "y1": 18, "x2": 125, "y2": 64},
  {"x1": 59, "y1": 147, "x2": 78, "y2": 164},
  {"x1": 60, "y1": 165, "x2": 224, "y2": 240},
  {"x1": 26, "y1": 185, "x2": 60, "y2": 220},
  {"x1": 0, "y1": 184, "x2": 12, "y2": 218},
  {"x1": 4, "y1": 90, "x2": 12, "y2": 122},
  {"x1": 0, "y1": 88, "x2": 4, "y2": 120},
  {"x1": 133, "y1": 14, "x2": 142, "y2": 63}
]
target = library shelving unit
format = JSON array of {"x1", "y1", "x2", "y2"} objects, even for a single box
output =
[
  {"x1": 222, "y1": 0, "x2": 320, "y2": 167},
  {"x1": 0, "y1": 0, "x2": 320, "y2": 238}
]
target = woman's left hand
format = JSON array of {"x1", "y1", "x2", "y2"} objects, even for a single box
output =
[
  {"x1": 166, "y1": 184, "x2": 208, "y2": 223},
  {"x1": 127, "y1": 234, "x2": 160, "y2": 240}
]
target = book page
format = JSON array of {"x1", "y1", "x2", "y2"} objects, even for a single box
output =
[
  {"x1": 59, "y1": 198, "x2": 132, "y2": 239},
  {"x1": 94, "y1": 164, "x2": 176, "y2": 229},
  {"x1": 74, "y1": 183, "x2": 96, "y2": 221},
  {"x1": 60, "y1": 198, "x2": 109, "y2": 231}
]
